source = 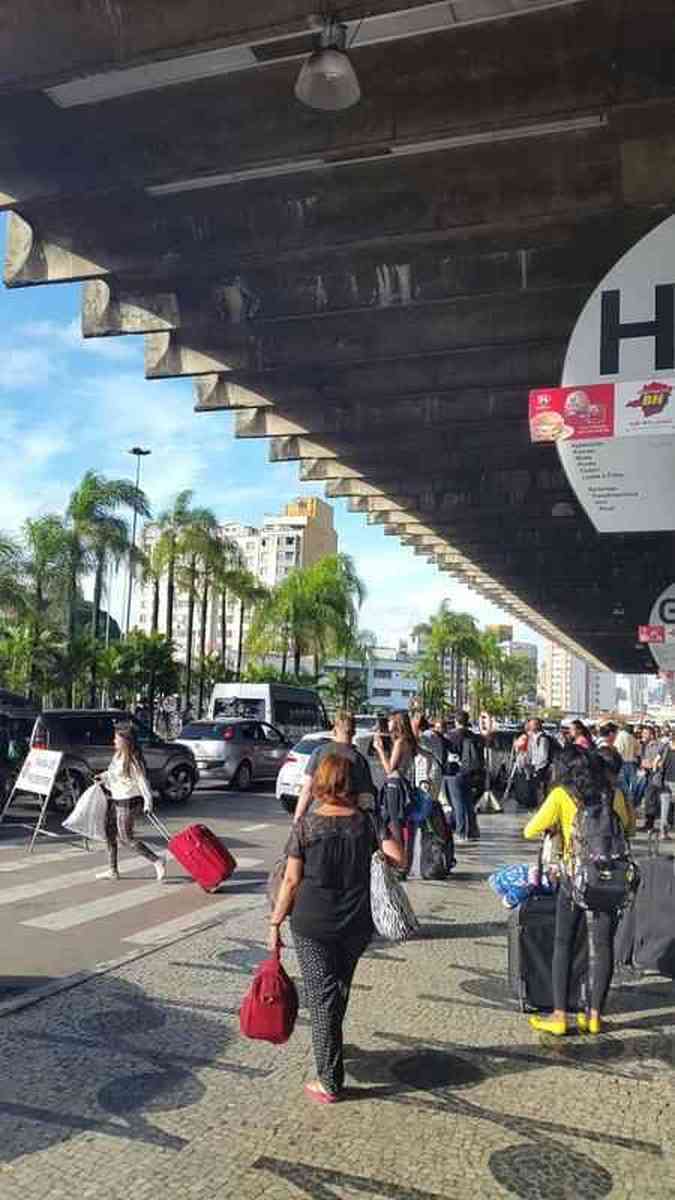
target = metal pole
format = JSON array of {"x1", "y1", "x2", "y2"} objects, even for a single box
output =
[{"x1": 124, "y1": 447, "x2": 150, "y2": 637}]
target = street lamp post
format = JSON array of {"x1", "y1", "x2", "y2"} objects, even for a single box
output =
[{"x1": 124, "y1": 446, "x2": 151, "y2": 637}]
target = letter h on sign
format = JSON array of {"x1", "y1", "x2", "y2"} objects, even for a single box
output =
[{"x1": 600, "y1": 285, "x2": 675, "y2": 375}]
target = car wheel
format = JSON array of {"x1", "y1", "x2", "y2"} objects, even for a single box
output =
[
  {"x1": 234, "y1": 761, "x2": 252, "y2": 792},
  {"x1": 49, "y1": 768, "x2": 88, "y2": 815},
  {"x1": 162, "y1": 762, "x2": 195, "y2": 803}
]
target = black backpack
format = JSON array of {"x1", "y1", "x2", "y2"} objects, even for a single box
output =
[
  {"x1": 420, "y1": 801, "x2": 455, "y2": 880},
  {"x1": 460, "y1": 734, "x2": 481, "y2": 773},
  {"x1": 567, "y1": 791, "x2": 637, "y2": 913}
]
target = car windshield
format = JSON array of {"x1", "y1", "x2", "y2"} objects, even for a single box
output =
[
  {"x1": 355, "y1": 717, "x2": 378, "y2": 731},
  {"x1": 180, "y1": 723, "x2": 233, "y2": 740},
  {"x1": 292, "y1": 736, "x2": 332, "y2": 756}
]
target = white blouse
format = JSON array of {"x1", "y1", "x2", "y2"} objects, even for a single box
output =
[{"x1": 102, "y1": 752, "x2": 153, "y2": 808}]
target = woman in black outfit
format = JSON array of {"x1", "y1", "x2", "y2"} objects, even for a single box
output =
[{"x1": 269, "y1": 752, "x2": 405, "y2": 1103}]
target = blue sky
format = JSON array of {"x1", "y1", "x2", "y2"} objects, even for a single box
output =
[{"x1": 0, "y1": 215, "x2": 541, "y2": 650}]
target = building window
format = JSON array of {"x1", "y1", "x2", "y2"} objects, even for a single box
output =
[
  {"x1": 372, "y1": 688, "x2": 392, "y2": 698},
  {"x1": 373, "y1": 669, "x2": 392, "y2": 680}
]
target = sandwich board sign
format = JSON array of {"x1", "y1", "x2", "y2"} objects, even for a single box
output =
[
  {"x1": 0, "y1": 748, "x2": 63, "y2": 852},
  {"x1": 529, "y1": 214, "x2": 675, "y2": 533}
]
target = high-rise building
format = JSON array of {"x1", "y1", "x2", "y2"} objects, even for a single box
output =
[
  {"x1": 539, "y1": 642, "x2": 588, "y2": 713},
  {"x1": 502, "y1": 640, "x2": 538, "y2": 666},
  {"x1": 538, "y1": 641, "x2": 616, "y2": 714},
  {"x1": 137, "y1": 497, "x2": 337, "y2": 666}
]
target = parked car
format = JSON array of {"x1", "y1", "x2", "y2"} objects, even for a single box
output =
[
  {"x1": 29, "y1": 710, "x2": 198, "y2": 811},
  {"x1": 275, "y1": 729, "x2": 375, "y2": 813},
  {"x1": 208, "y1": 682, "x2": 328, "y2": 740},
  {"x1": 175, "y1": 718, "x2": 290, "y2": 791}
]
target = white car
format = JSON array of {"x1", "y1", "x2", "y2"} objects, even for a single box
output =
[
  {"x1": 275, "y1": 730, "x2": 376, "y2": 814},
  {"x1": 276, "y1": 731, "x2": 332, "y2": 814}
]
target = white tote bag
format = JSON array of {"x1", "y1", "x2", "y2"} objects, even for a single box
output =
[
  {"x1": 62, "y1": 782, "x2": 109, "y2": 842},
  {"x1": 370, "y1": 850, "x2": 419, "y2": 942}
]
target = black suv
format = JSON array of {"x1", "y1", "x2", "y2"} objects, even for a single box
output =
[{"x1": 30, "y1": 710, "x2": 198, "y2": 810}]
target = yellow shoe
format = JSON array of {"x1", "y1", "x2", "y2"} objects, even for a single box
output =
[
  {"x1": 577, "y1": 1012, "x2": 602, "y2": 1035},
  {"x1": 528, "y1": 1015, "x2": 567, "y2": 1036}
]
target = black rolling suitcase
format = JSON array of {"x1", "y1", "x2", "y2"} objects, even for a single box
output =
[
  {"x1": 615, "y1": 856, "x2": 675, "y2": 978},
  {"x1": 508, "y1": 891, "x2": 588, "y2": 1012}
]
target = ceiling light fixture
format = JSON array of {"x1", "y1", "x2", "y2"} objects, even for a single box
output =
[{"x1": 294, "y1": 18, "x2": 361, "y2": 111}]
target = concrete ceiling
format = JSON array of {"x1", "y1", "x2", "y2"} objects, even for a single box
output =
[{"x1": 2, "y1": 0, "x2": 675, "y2": 672}]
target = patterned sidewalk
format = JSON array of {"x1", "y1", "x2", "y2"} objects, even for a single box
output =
[{"x1": 0, "y1": 815, "x2": 673, "y2": 1200}]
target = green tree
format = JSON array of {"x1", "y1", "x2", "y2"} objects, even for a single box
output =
[
  {"x1": 175, "y1": 506, "x2": 217, "y2": 706},
  {"x1": 21, "y1": 515, "x2": 71, "y2": 699},
  {"x1": 67, "y1": 471, "x2": 150, "y2": 705},
  {"x1": 154, "y1": 490, "x2": 198, "y2": 643},
  {"x1": 212, "y1": 538, "x2": 245, "y2": 675}
]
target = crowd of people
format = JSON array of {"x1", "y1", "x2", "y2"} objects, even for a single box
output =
[
  {"x1": 509, "y1": 718, "x2": 674, "y2": 840},
  {"x1": 268, "y1": 706, "x2": 673, "y2": 1101}
]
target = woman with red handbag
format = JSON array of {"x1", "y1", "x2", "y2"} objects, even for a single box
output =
[{"x1": 269, "y1": 752, "x2": 404, "y2": 1104}]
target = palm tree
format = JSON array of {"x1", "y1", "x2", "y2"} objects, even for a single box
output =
[
  {"x1": 67, "y1": 471, "x2": 150, "y2": 705},
  {"x1": 139, "y1": 541, "x2": 165, "y2": 635},
  {"x1": 154, "y1": 490, "x2": 197, "y2": 643},
  {"x1": 0, "y1": 533, "x2": 25, "y2": 618},
  {"x1": 175, "y1": 506, "x2": 217, "y2": 707},
  {"x1": 21, "y1": 515, "x2": 71, "y2": 700},
  {"x1": 212, "y1": 539, "x2": 244, "y2": 676},
  {"x1": 230, "y1": 569, "x2": 268, "y2": 680}
]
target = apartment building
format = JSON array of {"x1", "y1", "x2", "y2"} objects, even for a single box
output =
[
  {"x1": 138, "y1": 497, "x2": 337, "y2": 666},
  {"x1": 538, "y1": 641, "x2": 616, "y2": 715}
]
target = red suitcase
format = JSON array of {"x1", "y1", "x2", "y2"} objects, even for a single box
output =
[{"x1": 148, "y1": 815, "x2": 236, "y2": 892}]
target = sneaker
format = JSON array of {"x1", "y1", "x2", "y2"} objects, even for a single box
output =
[
  {"x1": 154, "y1": 855, "x2": 167, "y2": 883},
  {"x1": 96, "y1": 868, "x2": 120, "y2": 881},
  {"x1": 577, "y1": 1012, "x2": 602, "y2": 1035}
]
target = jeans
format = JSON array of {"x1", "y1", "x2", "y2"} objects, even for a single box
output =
[
  {"x1": 659, "y1": 783, "x2": 674, "y2": 834},
  {"x1": 292, "y1": 931, "x2": 370, "y2": 1095},
  {"x1": 445, "y1": 771, "x2": 474, "y2": 838},
  {"x1": 618, "y1": 761, "x2": 637, "y2": 800},
  {"x1": 552, "y1": 886, "x2": 614, "y2": 1013}
]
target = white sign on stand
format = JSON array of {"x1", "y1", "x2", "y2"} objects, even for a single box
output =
[{"x1": 0, "y1": 749, "x2": 64, "y2": 852}]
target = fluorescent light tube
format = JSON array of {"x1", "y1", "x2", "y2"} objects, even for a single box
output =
[
  {"x1": 46, "y1": 44, "x2": 258, "y2": 106},
  {"x1": 148, "y1": 113, "x2": 606, "y2": 197}
]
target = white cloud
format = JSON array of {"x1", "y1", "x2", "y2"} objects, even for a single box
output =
[{"x1": 0, "y1": 346, "x2": 54, "y2": 390}]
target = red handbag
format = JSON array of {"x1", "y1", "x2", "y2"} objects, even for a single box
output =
[{"x1": 239, "y1": 947, "x2": 299, "y2": 1044}]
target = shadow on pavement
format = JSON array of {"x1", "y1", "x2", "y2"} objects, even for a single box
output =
[{"x1": 0, "y1": 973, "x2": 272, "y2": 1164}]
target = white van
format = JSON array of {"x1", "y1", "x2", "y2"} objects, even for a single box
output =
[{"x1": 208, "y1": 683, "x2": 328, "y2": 741}]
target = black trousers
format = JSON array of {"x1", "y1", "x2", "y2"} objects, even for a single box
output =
[
  {"x1": 552, "y1": 886, "x2": 614, "y2": 1014},
  {"x1": 293, "y1": 930, "x2": 370, "y2": 1095}
]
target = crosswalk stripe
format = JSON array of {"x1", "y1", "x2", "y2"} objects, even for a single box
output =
[
  {"x1": 0, "y1": 847, "x2": 90, "y2": 873},
  {"x1": 0, "y1": 856, "x2": 149, "y2": 906},
  {"x1": 21, "y1": 882, "x2": 174, "y2": 931},
  {"x1": 123, "y1": 893, "x2": 264, "y2": 945},
  {"x1": 239, "y1": 823, "x2": 270, "y2": 833}
]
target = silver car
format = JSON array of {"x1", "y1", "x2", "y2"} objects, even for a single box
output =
[{"x1": 175, "y1": 718, "x2": 289, "y2": 791}]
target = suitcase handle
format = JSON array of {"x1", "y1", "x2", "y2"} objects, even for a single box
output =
[{"x1": 145, "y1": 812, "x2": 172, "y2": 843}]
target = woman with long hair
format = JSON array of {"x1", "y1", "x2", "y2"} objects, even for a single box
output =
[
  {"x1": 523, "y1": 746, "x2": 633, "y2": 1037},
  {"x1": 269, "y1": 753, "x2": 404, "y2": 1103},
  {"x1": 570, "y1": 719, "x2": 593, "y2": 750},
  {"x1": 98, "y1": 723, "x2": 165, "y2": 882},
  {"x1": 373, "y1": 710, "x2": 418, "y2": 848}
]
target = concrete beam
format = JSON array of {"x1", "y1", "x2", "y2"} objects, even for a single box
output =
[
  {"x1": 299, "y1": 461, "x2": 363, "y2": 483},
  {"x1": 194, "y1": 375, "x2": 273, "y2": 412},
  {"x1": 82, "y1": 280, "x2": 179, "y2": 337},
  {"x1": 145, "y1": 330, "x2": 249, "y2": 377},
  {"x1": 268, "y1": 437, "x2": 337, "y2": 463},
  {"x1": 4, "y1": 212, "x2": 107, "y2": 287}
]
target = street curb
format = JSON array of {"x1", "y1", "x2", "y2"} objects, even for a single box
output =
[{"x1": 0, "y1": 892, "x2": 267, "y2": 1019}]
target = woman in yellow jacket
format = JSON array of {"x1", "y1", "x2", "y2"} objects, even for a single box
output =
[{"x1": 524, "y1": 747, "x2": 633, "y2": 1037}]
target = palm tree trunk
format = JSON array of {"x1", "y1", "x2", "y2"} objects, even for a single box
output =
[
  {"x1": 293, "y1": 640, "x2": 301, "y2": 677},
  {"x1": 151, "y1": 578, "x2": 160, "y2": 634},
  {"x1": 236, "y1": 600, "x2": 246, "y2": 680},
  {"x1": 185, "y1": 557, "x2": 196, "y2": 706},
  {"x1": 90, "y1": 553, "x2": 105, "y2": 707},
  {"x1": 66, "y1": 557, "x2": 78, "y2": 706},
  {"x1": 281, "y1": 632, "x2": 288, "y2": 678},
  {"x1": 220, "y1": 588, "x2": 228, "y2": 673},
  {"x1": 166, "y1": 541, "x2": 175, "y2": 641},
  {"x1": 198, "y1": 567, "x2": 209, "y2": 716}
]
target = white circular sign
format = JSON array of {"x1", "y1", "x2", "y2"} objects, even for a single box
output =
[{"x1": 649, "y1": 583, "x2": 675, "y2": 672}]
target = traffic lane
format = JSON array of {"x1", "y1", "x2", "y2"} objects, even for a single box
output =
[{"x1": 0, "y1": 785, "x2": 286, "y2": 1001}]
